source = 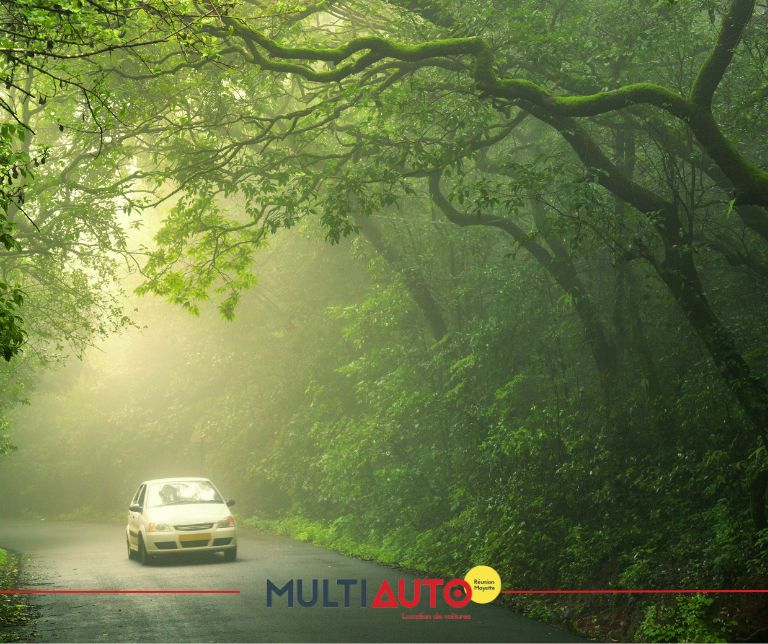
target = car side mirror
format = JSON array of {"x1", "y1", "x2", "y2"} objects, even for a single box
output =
[
  {"x1": 226, "y1": 499, "x2": 235, "y2": 507},
  {"x1": 129, "y1": 504, "x2": 142, "y2": 513}
]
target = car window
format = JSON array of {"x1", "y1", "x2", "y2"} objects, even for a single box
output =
[
  {"x1": 146, "y1": 480, "x2": 223, "y2": 507},
  {"x1": 131, "y1": 485, "x2": 142, "y2": 505},
  {"x1": 137, "y1": 484, "x2": 146, "y2": 508}
]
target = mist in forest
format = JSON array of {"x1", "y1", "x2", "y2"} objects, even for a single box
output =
[
  {"x1": 0, "y1": 228, "x2": 368, "y2": 520},
  {"x1": 1, "y1": 0, "x2": 768, "y2": 639}
]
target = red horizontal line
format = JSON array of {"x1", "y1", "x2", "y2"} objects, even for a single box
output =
[
  {"x1": 0, "y1": 590, "x2": 240, "y2": 594},
  {"x1": 500, "y1": 589, "x2": 768, "y2": 594},
  {"x1": 5, "y1": 589, "x2": 765, "y2": 596}
]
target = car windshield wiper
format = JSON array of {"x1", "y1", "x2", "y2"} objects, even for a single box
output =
[{"x1": 156, "y1": 500, "x2": 192, "y2": 506}]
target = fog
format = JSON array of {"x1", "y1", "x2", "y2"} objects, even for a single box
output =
[
  {"x1": 1, "y1": 0, "x2": 768, "y2": 639},
  {"x1": 0, "y1": 228, "x2": 368, "y2": 520}
]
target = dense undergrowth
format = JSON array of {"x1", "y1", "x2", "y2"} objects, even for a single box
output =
[
  {"x1": 1, "y1": 3, "x2": 768, "y2": 642},
  {"x1": 0, "y1": 549, "x2": 35, "y2": 643},
  {"x1": 234, "y1": 260, "x2": 768, "y2": 643},
  {"x1": 246, "y1": 515, "x2": 763, "y2": 642}
]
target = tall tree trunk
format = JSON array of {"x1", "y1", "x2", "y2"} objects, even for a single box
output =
[
  {"x1": 660, "y1": 244, "x2": 768, "y2": 443},
  {"x1": 352, "y1": 212, "x2": 448, "y2": 341},
  {"x1": 429, "y1": 173, "x2": 617, "y2": 398},
  {"x1": 659, "y1": 242, "x2": 768, "y2": 529}
]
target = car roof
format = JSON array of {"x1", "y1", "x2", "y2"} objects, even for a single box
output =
[{"x1": 141, "y1": 477, "x2": 211, "y2": 485}]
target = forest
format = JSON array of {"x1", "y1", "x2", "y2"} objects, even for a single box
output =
[{"x1": 0, "y1": 0, "x2": 767, "y2": 640}]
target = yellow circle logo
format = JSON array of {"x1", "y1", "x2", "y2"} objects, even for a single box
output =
[{"x1": 464, "y1": 565, "x2": 501, "y2": 604}]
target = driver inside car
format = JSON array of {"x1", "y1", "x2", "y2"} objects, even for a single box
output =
[{"x1": 159, "y1": 483, "x2": 179, "y2": 505}]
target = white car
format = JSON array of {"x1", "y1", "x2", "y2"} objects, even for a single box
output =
[{"x1": 126, "y1": 477, "x2": 237, "y2": 564}]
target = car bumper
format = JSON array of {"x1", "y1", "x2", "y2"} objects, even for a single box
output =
[{"x1": 145, "y1": 528, "x2": 237, "y2": 553}]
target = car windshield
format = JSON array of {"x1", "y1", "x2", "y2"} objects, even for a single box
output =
[{"x1": 146, "y1": 480, "x2": 223, "y2": 508}]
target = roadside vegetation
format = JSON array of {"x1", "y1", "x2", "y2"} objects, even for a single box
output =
[
  {"x1": 0, "y1": 549, "x2": 35, "y2": 643},
  {"x1": 0, "y1": 0, "x2": 767, "y2": 641}
]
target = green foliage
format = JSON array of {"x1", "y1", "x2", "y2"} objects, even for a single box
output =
[
  {"x1": 0, "y1": 418, "x2": 16, "y2": 457},
  {"x1": 0, "y1": 122, "x2": 29, "y2": 363},
  {"x1": 0, "y1": 549, "x2": 36, "y2": 642},
  {"x1": 0, "y1": 282, "x2": 25, "y2": 362},
  {"x1": 2, "y1": 0, "x2": 768, "y2": 641},
  {"x1": 636, "y1": 595, "x2": 727, "y2": 643}
]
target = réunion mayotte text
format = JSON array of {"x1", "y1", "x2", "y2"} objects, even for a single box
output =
[{"x1": 266, "y1": 578, "x2": 472, "y2": 608}]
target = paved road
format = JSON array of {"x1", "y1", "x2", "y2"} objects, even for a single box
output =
[{"x1": 0, "y1": 520, "x2": 584, "y2": 642}]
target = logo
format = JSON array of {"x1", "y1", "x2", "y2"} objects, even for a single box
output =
[
  {"x1": 463, "y1": 565, "x2": 501, "y2": 604},
  {"x1": 266, "y1": 565, "x2": 501, "y2": 609}
]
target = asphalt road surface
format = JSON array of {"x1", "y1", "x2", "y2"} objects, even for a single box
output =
[{"x1": 0, "y1": 520, "x2": 585, "y2": 642}]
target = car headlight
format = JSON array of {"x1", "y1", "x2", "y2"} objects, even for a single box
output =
[
  {"x1": 216, "y1": 516, "x2": 235, "y2": 528},
  {"x1": 148, "y1": 522, "x2": 172, "y2": 532}
]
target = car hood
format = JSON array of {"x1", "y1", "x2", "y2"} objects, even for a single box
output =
[{"x1": 145, "y1": 503, "x2": 230, "y2": 525}]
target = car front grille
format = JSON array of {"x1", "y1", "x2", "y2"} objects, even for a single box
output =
[
  {"x1": 175, "y1": 523, "x2": 213, "y2": 531},
  {"x1": 213, "y1": 538, "x2": 232, "y2": 546},
  {"x1": 180, "y1": 539, "x2": 209, "y2": 548}
]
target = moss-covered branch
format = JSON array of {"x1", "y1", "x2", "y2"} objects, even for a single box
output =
[
  {"x1": 213, "y1": 4, "x2": 768, "y2": 207},
  {"x1": 690, "y1": 0, "x2": 755, "y2": 107},
  {"x1": 221, "y1": 17, "x2": 485, "y2": 63}
]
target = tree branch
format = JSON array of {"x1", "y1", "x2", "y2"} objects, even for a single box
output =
[
  {"x1": 210, "y1": 8, "x2": 768, "y2": 207},
  {"x1": 690, "y1": 0, "x2": 755, "y2": 107}
]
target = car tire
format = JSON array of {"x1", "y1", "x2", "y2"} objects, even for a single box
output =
[
  {"x1": 127, "y1": 537, "x2": 135, "y2": 560},
  {"x1": 224, "y1": 547, "x2": 237, "y2": 562},
  {"x1": 138, "y1": 535, "x2": 152, "y2": 566}
]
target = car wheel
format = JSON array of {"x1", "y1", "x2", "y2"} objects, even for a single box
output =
[
  {"x1": 224, "y1": 547, "x2": 237, "y2": 562},
  {"x1": 127, "y1": 537, "x2": 135, "y2": 560},
  {"x1": 138, "y1": 535, "x2": 152, "y2": 566}
]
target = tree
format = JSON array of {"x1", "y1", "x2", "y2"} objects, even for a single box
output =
[
  {"x1": 0, "y1": 0, "x2": 223, "y2": 360},
  {"x1": 4, "y1": 4, "x2": 768, "y2": 635},
  {"x1": 109, "y1": 0, "x2": 768, "y2": 524}
]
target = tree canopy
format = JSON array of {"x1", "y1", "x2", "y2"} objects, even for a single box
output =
[{"x1": 2, "y1": 0, "x2": 768, "y2": 639}]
